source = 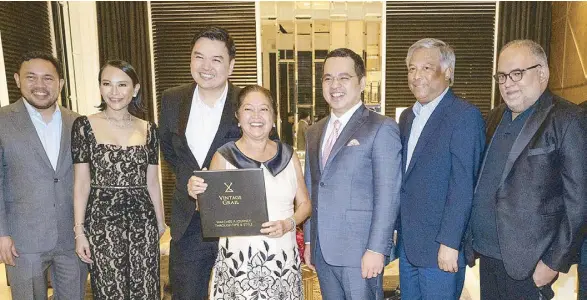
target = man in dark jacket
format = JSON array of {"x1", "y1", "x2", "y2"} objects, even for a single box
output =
[{"x1": 467, "y1": 40, "x2": 587, "y2": 299}]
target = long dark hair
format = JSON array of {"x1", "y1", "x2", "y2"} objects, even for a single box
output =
[{"x1": 96, "y1": 60, "x2": 144, "y2": 116}]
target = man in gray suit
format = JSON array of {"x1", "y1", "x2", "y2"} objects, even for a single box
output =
[
  {"x1": 303, "y1": 48, "x2": 402, "y2": 299},
  {"x1": 0, "y1": 52, "x2": 87, "y2": 299}
]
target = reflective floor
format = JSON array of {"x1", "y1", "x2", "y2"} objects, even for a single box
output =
[{"x1": 0, "y1": 232, "x2": 578, "y2": 300}]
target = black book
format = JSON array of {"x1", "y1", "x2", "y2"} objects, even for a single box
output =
[{"x1": 194, "y1": 168, "x2": 268, "y2": 237}]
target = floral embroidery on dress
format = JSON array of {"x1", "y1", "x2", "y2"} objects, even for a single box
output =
[{"x1": 212, "y1": 239, "x2": 302, "y2": 300}]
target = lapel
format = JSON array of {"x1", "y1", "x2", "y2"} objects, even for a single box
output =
[
  {"x1": 202, "y1": 82, "x2": 238, "y2": 168},
  {"x1": 177, "y1": 82, "x2": 200, "y2": 169},
  {"x1": 322, "y1": 105, "x2": 368, "y2": 172},
  {"x1": 55, "y1": 108, "x2": 73, "y2": 174},
  {"x1": 400, "y1": 108, "x2": 415, "y2": 174},
  {"x1": 404, "y1": 90, "x2": 455, "y2": 179},
  {"x1": 314, "y1": 117, "x2": 329, "y2": 173},
  {"x1": 498, "y1": 90, "x2": 554, "y2": 186},
  {"x1": 10, "y1": 99, "x2": 53, "y2": 171}
]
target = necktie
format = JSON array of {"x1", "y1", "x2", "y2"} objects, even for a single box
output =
[{"x1": 322, "y1": 120, "x2": 341, "y2": 168}]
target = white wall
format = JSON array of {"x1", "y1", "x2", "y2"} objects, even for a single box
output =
[
  {"x1": 63, "y1": 1, "x2": 101, "y2": 115},
  {"x1": 0, "y1": 31, "x2": 9, "y2": 107}
]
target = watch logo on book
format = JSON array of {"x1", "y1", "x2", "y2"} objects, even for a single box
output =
[
  {"x1": 219, "y1": 182, "x2": 241, "y2": 205},
  {"x1": 224, "y1": 182, "x2": 234, "y2": 193}
]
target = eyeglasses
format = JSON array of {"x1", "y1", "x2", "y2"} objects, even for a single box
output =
[
  {"x1": 493, "y1": 64, "x2": 541, "y2": 84},
  {"x1": 322, "y1": 75, "x2": 356, "y2": 85}
]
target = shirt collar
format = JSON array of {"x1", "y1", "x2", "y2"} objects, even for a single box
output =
[
  {"x1": 23, "y1": 98, "x2": 62, "y2": 121},
  {"x1": 412, "y1": 87, "x2": 449, "y2": 116},
  {"x1": 194, "y1": 82, "x2": 229, "y2": 109},
  {"x1": 329, "y1": 101, "x2": 362, "y2": 127}
]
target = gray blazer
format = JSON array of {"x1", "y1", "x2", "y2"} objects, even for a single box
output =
[
  {"x1": 0, "y1": 99, "x2": 79, "y2": 253},
  {"x1": 303, "y1": 105, "x2": 402, "y2": 267}
]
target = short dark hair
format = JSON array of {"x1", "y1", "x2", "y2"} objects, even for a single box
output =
[
  {"x1": 190, "y1": 27, "x2": 236, "y2": 60},
  {"x1": 97, "y1": 60, "x2": 144, "y2": 117},
  {"x1": 324, "y1": 48, "x2": 365, "y2": 80},
  {"x1": 18, "y1": 51, "x2": 63, "y2": 79},
  {"x1": 299, "y1": 111, "x2": 310, "y2": 120}
]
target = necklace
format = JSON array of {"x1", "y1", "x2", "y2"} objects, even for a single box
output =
[{"x1": 103, "y1": 111, "x2": 132, "y2": 128}]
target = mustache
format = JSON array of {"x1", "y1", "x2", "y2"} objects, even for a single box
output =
[{"x1": 31, "y1": 88, "x2": 50, "y2": 95}]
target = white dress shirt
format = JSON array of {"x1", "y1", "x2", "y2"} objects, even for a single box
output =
[
  {"x1": 405, "y1": 88, "x2": 449, "y2": 170},
  {"x1": 186, "y1": 83, "x2": 228, "y2": 167},
  {"x1": 23, "y1": 100, "x2": 62, "y2": 170},
  {"x1": 321, "y1": 101, "x2": 363, "y2": 155}
]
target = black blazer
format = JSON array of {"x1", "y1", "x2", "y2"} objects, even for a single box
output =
[
  {"x1": 159, "y1": 82, "x2": 242, "y2": 241},
  {"x1": 466, "y1": 89, "x2": 587, "y2": 280}
]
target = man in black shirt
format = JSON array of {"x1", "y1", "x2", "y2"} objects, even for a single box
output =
[{"x1": 467, "y1": 40, "x2": 587, "y2": 299}]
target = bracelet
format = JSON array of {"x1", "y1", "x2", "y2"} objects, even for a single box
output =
[
  {"x1": 74, "y1": 233, "x2": 86, "y2": 240},
  {"x1": 73, "y1": 223, "x2": 85, "y2": 233},
  {"x1": 287, "y1": 217, "x2": 296, "y2": 232}
]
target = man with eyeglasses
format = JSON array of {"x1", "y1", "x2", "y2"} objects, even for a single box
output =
[
  {"x1": 466, "y1": 39, "x2": 587, "y2": 299},
  {"x1": 303, "y1": 48, "x2": 402, "y2": 299}
]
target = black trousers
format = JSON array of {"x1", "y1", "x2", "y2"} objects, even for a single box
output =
[
  {"x1": 479, "y1": 255, "x2": 554, "y2": 300},
  {"x1": 169, "y1": 214, "x2": 218, "y2": 300},
  {"x1": 578, "y1": 262, "x2": 587, "y2": 300}
]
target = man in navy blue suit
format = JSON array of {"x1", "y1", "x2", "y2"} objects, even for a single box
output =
[{"x1": 398, "y1": 38, "x2": 485, "y2": 299}]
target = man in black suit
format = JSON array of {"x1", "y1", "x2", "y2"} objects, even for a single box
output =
[
  {"x1": 578, "y1": 100, "x2": 587, "y2": 300},
  {"x1": 467, "y1": 39, "x2": 587, "y2": 299},
  {"x1": 159, "y1": 27, "x2": 242, "y2": 299},
  {"x1": 281, "y1": 112, "x2": 294, "y2": 146}
]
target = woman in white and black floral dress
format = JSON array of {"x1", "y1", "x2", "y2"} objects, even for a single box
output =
[
  {"x1": 72, "y1": 60, "x2": 166, "y2": 299},
  {"x1": 188, "y1": 85, "x2": 311, "y2": 300}
]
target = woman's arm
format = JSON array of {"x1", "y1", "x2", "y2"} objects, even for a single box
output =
[
  {"x1": 260, "y1": 155, "x2": 312, "y2": 238},
  {"x1": 147, "y1": 164, "x2": 166, "y2": 238},
  {"x1": 73, "y1": 163, "x2": 92, "y2": 263},
  {"x1": 290, "y1": 154, "x2": 312, "y2": 227}
]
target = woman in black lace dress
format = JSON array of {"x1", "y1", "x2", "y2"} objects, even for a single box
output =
[{"x1": 72, "y1": 60, "x2": 166, "y2": 299}]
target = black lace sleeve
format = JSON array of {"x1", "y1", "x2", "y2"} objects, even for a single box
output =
[
  {"x1": 147, "y1": 122, "x2": 159, "y2": 165},
  {"x1": 71, "y1": 116, "x2": 90, "y2": 164}
]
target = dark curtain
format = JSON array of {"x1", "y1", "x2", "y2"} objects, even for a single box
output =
[
  {"x1": 0, "y1": 2, "x2": 53, "y2": 104},
  {"x1": 96, "y1": 1, "x2": 154, "y2": 121},
  {"x1": 494, "y1": 1, "x2": 552, "y2": 106}
]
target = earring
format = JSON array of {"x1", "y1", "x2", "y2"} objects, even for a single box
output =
[
  {"x1": 238, "y1": 123, "x2": 241, "y2": 127},
  {"x1": 273, "y1": 123, "x2": 276, "y2": 128}
]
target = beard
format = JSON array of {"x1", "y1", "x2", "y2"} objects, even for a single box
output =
[{"x1": 24, "y1": 93, "x2": 59, "y2": 110}]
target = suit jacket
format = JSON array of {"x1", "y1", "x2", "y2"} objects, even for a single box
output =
[
  {"x1": 399, "y1": 89, "x2": 485, "y2": 268},
  {"x1": 466, "y1": 89, "x2": 587, "y2": 280},
  {"x1": 159, "y1": 82, "x2": 243, "y2": 241},
  {"x1": 303, "y1": 104, "x2": 402, "y2": 267},
  {"x1": 580, "y1": 101, "x2": 587, "y2": 264},
  {"x1": 0, "y1": 99, "x2": 79, "y2": 253},
  {"x1": 296, "y1": 119, "x2": 309, "y2": 150}
]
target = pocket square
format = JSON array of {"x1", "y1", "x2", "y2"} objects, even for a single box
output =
[{"x1": 347, "y1": 139, "x2": 360, "y2": 146}]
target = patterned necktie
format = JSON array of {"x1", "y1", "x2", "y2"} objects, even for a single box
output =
[{"x1": 322, "y1": 120, "x2": 341, "y2": 168}]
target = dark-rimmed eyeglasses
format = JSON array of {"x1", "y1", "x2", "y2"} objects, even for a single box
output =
[{"x1": 493, "y1": 64, "x2": 541, "y2": 84}]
